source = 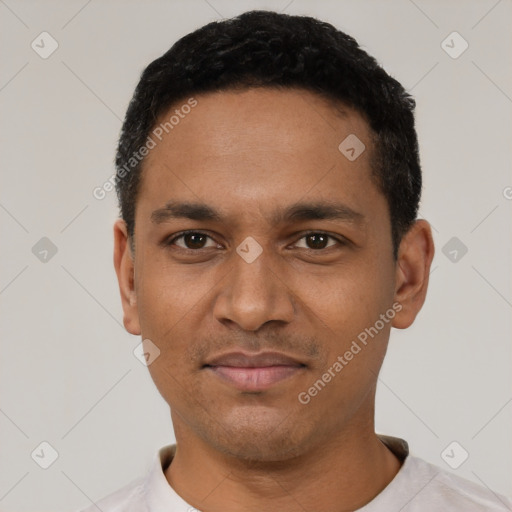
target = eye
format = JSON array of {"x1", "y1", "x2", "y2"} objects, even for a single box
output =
[
  {"x1": 294, "y1": 232, "x2": 341, "y2": 250},
  {"x1": 167, "y1": 231, "x2": 219, "y2": 250}
]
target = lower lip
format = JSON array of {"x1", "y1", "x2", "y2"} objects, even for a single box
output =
[{"x1": 206, "y1": 365, "x2": 304, "y2": 392}]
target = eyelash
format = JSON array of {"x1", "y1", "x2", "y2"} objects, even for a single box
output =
[{"x1": 164, "y1": 230, "x2": 345, "y2": 252}]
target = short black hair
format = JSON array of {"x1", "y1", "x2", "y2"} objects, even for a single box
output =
[{"x1": 115, "y1": 10, "x2": 421, "y2": 258}]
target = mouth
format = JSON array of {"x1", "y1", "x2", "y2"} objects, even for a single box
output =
[{"x1": 203, "y1": 351, "x2": 307, "y2": 392}]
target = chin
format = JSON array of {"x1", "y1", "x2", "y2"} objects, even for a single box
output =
[
  {"x1": 199, "y1": 407, "x2": 315, "y2": 462},
  {"x1": 215, "y1": 434, "x2": 306, "y2": 462}
]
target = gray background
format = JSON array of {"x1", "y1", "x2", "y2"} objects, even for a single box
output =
[{"x1": 1, "y1": 0, "x2": 511, "y2": 510}]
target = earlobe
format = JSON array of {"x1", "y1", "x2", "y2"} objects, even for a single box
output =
[
  {"x1": 113, "y1": 219, "x2": 141, "y2": 335},
  {"x1": 392, "y1": 220, "x2": 435, "y2": 329}
]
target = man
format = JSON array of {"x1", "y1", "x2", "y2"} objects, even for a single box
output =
[{"x1": 80, "y1": 10, "x2": 511, "y2": 512}]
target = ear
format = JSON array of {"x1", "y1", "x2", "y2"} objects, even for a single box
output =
[
  {"x1": 113, "y1": 219, "x2": 141, "y2": 335},
  {"x1": 392, "y1": 220, "x2": 435, "y2": 329}
]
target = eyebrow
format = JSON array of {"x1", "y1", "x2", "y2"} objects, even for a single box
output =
[{"x1": 150, "y1": 200, "x2": 364, "y2": 226}]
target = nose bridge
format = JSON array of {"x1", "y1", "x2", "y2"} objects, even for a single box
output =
[
  {"x1": 213, "y1": 242, "x2": 295, "y2": 331},
  {"x1": 233, "y1": 248, "x2": 275, "y2": 297}
]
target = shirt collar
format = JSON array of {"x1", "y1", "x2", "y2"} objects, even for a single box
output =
[{"x1": 143, "y1": 444, "x2": 192, "y2": 512}]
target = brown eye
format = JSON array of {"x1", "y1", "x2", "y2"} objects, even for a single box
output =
[
  {"x1": 184, "y1": 233, "x2": 207, "y2": 249},
  {"x1": 307, "y1": 233, "x2": 328, "y2": 249},
  {"x1": 295, "y1": 233, "x2": 338, "y2": 250},
  {"x1": 169, "y1": 232, "x2": 217, "y2": 250}
]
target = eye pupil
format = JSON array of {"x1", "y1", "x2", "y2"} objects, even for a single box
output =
[
  {"x1": 306, "y1": 233, "x2": 328, "y2": 249},
  {"x1": 185, "y1": 233, "x2": 206, "y2": 249}
]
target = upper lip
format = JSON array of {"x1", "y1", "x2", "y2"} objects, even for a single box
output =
[{"x1": 204, "y1": 351, "x2": 306, "y2": 368}]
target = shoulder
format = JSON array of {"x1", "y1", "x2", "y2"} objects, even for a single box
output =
[
  {"x1": 405, "y1": 455, "x2": 512, "y2": 511},
  {"x1": 73, "y1": 444, "x2": 177, "y2": 512},
  {"x1": 75, "y1": 476, "x2": 146, "y2": 512}
]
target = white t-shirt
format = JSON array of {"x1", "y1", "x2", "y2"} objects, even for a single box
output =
[{"x1": 76, "y1": 436, "x2": 511, "y2": 511}]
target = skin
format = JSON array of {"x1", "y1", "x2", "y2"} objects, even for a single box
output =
[{"x1": 113, "y1": 88, "x2": 435, "y2": 512}]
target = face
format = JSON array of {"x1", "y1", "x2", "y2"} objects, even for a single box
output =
[{"x1": 114, "y1": 88, "x2": 433, "y2": 461}]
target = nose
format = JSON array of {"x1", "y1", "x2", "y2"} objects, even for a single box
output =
[{"x1": 212, "y1": 247, "x2": 295, "y2": 332}]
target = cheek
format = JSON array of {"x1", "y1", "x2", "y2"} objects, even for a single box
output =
[
  {"x1": 134, "y1": 267, "x2": 214, "y2": 402},
  {"x1": 295, "y1": 263, "x2": 391, "y2": 333},
  {"x1": 135, "y1": 257, "x2": 214, "y2": 337},
  {"x1": 294, "y1": 256, "x2": 395, "y2": 385}
]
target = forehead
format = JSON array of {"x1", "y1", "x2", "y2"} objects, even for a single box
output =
[
  {"x1": 146, "y1": 87, "x2": 371, "y2": 163},
  {"x1": 137, "y1": 88, "x2": 383, "y2": 225}
]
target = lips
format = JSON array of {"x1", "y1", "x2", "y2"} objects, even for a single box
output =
[
  {"x1": 205, "y1": 351, "x2": 305, "y2": 368},
  {"x1": 203, "y1": 351, "x2": 306, "y2": 392}
]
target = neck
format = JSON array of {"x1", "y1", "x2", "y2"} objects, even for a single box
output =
[{"x1": 165, "y1": 412, "x2": 401, "y2": 512}]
